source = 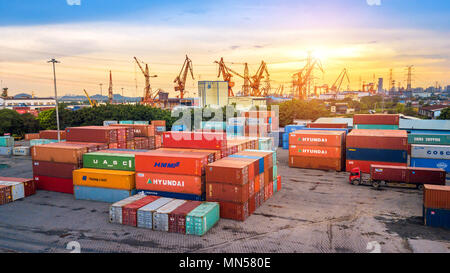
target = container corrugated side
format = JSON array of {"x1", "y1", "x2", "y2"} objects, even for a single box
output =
[
  {"x1": 410, "y1": 158, "x2": 450, "y2": 173},
  {"x1": 424, "y1": 185, "x2": 450, "y2": 210},
  {"x1": 109, "y1": 194, "x2": 146, "y2": 224},
  {"x1": 353, "y1": 114, "x2": 399, "y2": 125},
  {"x1": 424, "y1": 208, "x2": 450, "y2": 229},
  {"x1": 83, "y1": 152, "x2": 135, "y2": 171},
  {"x1": 0, "y1": 181, "x2": 25, "y2": 201},
  {"x1": 73, "y1": 169, "x2": 135, "y2": 190},
  {"x1": 346, "y1": 148, "x2": 407, "y2": 163},
  {"x1": 411, "y1": 145, "x2": 450, "y2": 160},
  {"x1": 153, "y1": 199, "x2": 187, "y2": 232},
  {"x1": 75, "y1": 186, "x2": 137, "y2": 203},
  {"x1": 0, "y1": 185, "x2": 12, "y2": 205},
  {"x1": 408, "y1": 134, "x2": 450, "y2": 145},
  {"x1": 137, "y1": 197, "x2": 173, "y2": 229},
  {"x1": 355, "y1": 124, "x2": 399, "y2": 130},
  {"x1": 168, "y1": 201, "x2": 202, "y2": 234},
  {"x1": 186, "y1": 202, "x2": 220, "y2": 236}
]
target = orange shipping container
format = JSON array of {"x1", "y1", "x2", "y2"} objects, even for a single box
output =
[
  {"x1": 289, "y1": 131, "x2": 345, "y2": 147},
  {"x1": 289, "y1": 145, "x2": 343, "y2": 159},
  {"x1": 207, "y1": 182, "x2": 252, "y2": 203},
  {"x1": 135, "y1": 151, "x2": 207, "y2": 176},
  {"x1": 73, "y1": 168, "x2": 135, "y2": 190},
  {"x1": 31, "y1": 143, "x2": 88, "y2": 164},
  {"x1": 289, "y1": 156, "x2": 343, "y2": 171},
  {"x1": 206, "y1": 160, "x2": 250, "y2": 185},
  {"x1": 424, "y1": 185, "x2": 450, "y2": 210},
  {"x1": 136, "y1": 172, "x2": 204, "y2": 195}
]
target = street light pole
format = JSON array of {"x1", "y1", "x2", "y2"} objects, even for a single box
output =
[{"x1": 48, "y1": 58, "x2": 61, "y2": 142}]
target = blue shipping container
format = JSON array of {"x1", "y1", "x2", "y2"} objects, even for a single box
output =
[
  {"x1": 137, "y1": 190, "x2": 205, "y2": 201},
  {"x1": 347, "y1": 148, "x2": 407, "y2": 163},
  {"x1": 74, "y1": 186, "x2": 137, "y2": 203},
  {"x1": 172, "y1": 124, "x2": 187, "y2": 131},
  {"x1": 410, "y1": 157, "x2": 450, "y2": 173},
  {"x1": 424, "y1": 207, "x2": 450, "y2": 229},
  {"x1": 285, "y1": 125, "x2": 306, "y2": 134}
]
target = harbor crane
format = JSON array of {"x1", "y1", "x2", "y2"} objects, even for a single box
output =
[
  {"x1": 292, "y1": 59, "x2": 323, "y2": 100},
  {"x1": 174, "y1": 55, "x2": 195, "y2": 99},
  {"x1": 215, "y1": 57, "x2": 239, "y2": 97},
  {"x1": 330, "y1": 68, "x2": 350, "y2": 93},
  {"x1": 250, "y1": 61, "x2": 270, "y2": 97},
  {"x1": 83, "y1": 89, "x2": 98, "y2": 107},
  {"x1": 134, "y1": 57, "x2": 158, "y2": 106}
]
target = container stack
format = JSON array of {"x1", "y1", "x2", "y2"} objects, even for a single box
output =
[
  {"x1": 240, "y1": 111, "x2": 278, "y2": 138},
  {"x1": 135, "y1": 149, "x2": 210, "y2": 201},
  {"x1": 39, "y1": 130, "x2": 67, "y2": 140},
  {"x1": 162, "y1": 131, "x2": 227, "y2": 157},
  {"x1": 73, "y1": 150, "x2": 139, "y2": 202},
  {"x1": 13, "y1": 146, "x2": 30, "y2": 156},
  {"x1": 353, "y1": 114, "x2": 400, "y2": 130},
  {"x1": 0, "y1": 177, "x2": 36, "y2": 206},
  {"x1": 282, "y1": 125, "x2": 306, "y2": 150},
  {"x1": 0, "y1": 136, "x2": 14, "y2": 156},
  {"x1": 32, "y1": 142, "x2": 98, "y2": 194},
  {"x1": 411, "y1": 145, "x2": 450, "y2": 173},
  {"x1": 346, "y1": 130, "x2": 408, "y2": 173},
  {"x1": 152, "y1": 120, "x2": 166, "y2": 149},
  {"x1": 206, "y1": 149, "x2": 278, "y2": 221},
  {"x1": 226, "y1": 118, "x2": 246, "y2": 137},
  {"x1": 423, "y1": 185, "x2": 450, "y2": 229},
  {"x1": 289, "y1": 130, "x2": 346, "y2": 171},
  {"x1": 110, "y1": 194, "x2": 219, "y2": 236}
]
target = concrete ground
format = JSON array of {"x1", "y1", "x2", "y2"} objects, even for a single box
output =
[{"x1": 0, "y1": 149, "x2": 449, "y2": 253}]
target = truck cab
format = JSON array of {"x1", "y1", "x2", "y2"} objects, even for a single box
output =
[{"x1": 349, "y1": 167, "x2": 361, "y2": 185}]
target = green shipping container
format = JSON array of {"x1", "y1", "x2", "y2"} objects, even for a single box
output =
[
  {"x1": 355, "y1": 124, "x2": 399, "y2": 130},
  {"x1": 119, "y1": 121, "x2": 134, "y2": 125},
  {"x1": 133, "y1": 121, "x2": 149, "y2": 125},
  {"x1": 186, "y1": 202, "x2": 220, "y2": 236},
  {"x1": 408, "y1": 134, "x2": 450, "y2": 145},
  {"x1": 0, "y1": 136, "x2": 14, "y2": 147},
  {"x1": 83, "y1": 152, "x2": 135, "y2": 171}
]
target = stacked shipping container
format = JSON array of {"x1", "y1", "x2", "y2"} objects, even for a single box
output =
[
  {"x1": 410, "y1": 144, "x2": 450, "y2": 173},
  {"x1": 0, "y1": 177, "x2": 36, "y2": 206},
  {"x1": 0, "y1": 136, "x2": 14, "y2": 156},
  {"x1": 346, "y1": 130, "x2": 408, "y2": 173},
  {"x1": 353, "y1": 114, "x2": 400, "y2": 130},
  {"x1": 423, "y1": 185, "x2": 450, "y2": 229},
  {"x1": 289, "y1": 130, "x2": 346, "y2": 171}
]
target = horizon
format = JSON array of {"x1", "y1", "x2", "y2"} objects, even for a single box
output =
[{"x1": 1, "y1": 0, "x2": 449, "y2": 97}]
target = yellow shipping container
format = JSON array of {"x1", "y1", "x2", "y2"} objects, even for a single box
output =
[{"x1": 73, "y1": 169, "x2": 135, "y2": 190}]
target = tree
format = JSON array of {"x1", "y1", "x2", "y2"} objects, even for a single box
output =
[
  {"x1": 438, "y1": 107, "x2": 450, "y2": 120},
  {"x1": 277, "y1": 99, "x2": 330, "y2": 127}
]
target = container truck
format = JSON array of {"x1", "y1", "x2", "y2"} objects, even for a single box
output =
[{"x1": 349, "y1": 165, "x2": 446, "y2": 190}]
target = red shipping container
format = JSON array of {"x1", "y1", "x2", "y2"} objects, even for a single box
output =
[
  {"x1": 424, "y1": 185, "x2": 450, "y2": 210},
  {"x1": 248, "y1": 194, "x2": 256, "y2": 215},
  {"x1": 122, "y1": 196, "x2": 160, "y2": 227},
  {"x1": 236, "y1": 150, "x2": 274, "y2": 170},
  {"x1": 31, "y1": 143, "x2": 89, "y2": 165},
  {"x1": 268, "y1": 181, "x2": 274, "y2": 198},
  {"x1": 168, "y1": 201, "x2": 202, "y2": 234},
  {"x1": 25, "y1": 133, "x2": 41, "y2": 141},
  {"x1": 307, "y1": 123, "x2": 348, "y2": 129},
  {"x1": 206, "y1": 159, "x2": 250, "y2": 185},
  {"x1": 206, "y1": 182, "x2": 252, "y2": 203},
  {"x1": 347, "y1": 130, "x2": 407, "y2": 150},
  {"x1": 407, "y1": 167, "x2": 446, "y2": 186},
  {"x1": 216, "y1": 200, "x2": 249, "y2": 221},
  {"x1": 136, "y1": 172, "x2": 205, "y2": 195},
  {"x1": 162, "y1": 132, "x2": 227, "y2": 150},
  {"x1": 135, "y1": 151, "x2": 207, "y2": 176},
  {"x1": 353, "y1": 114, "x2": 400, "y2": 125},
  {"x1": 277, "y1": 176, "x2": 282, "y2": 191},
  {"x1": 33, "y1": 161, "x2": 80, "y2": 179},
  {"x1": 0, "y1": 185, "x2": 12, "y2": 205},
  {"x1": 346, "y1": 160, "x2": 406, "y2": 174},
  {"x1": 65, "y1": 126, "x2": 118, "y2": 143},
  {"x1": 370, "y1": 165, "x2": 407, "y2": 182},
  {"x1": 34, "y1": 176, "x2": 74, "y2": 194},
  {"x1": 110, "y1": 124, "x2": 154, "y2": 137},
  {"x1": 221, "y1": 157, "x2": 258, "y2": 179},
  {"x1": 39, "y1": 130, "x2": 67, "y2": 140},
  {"x1": 264, "y1": 184, "x2": 270, "y2": 201}
]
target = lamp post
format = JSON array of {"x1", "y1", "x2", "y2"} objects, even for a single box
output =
[{"x1": 48, "y1": 58, "x2": 61, "y2": 142}]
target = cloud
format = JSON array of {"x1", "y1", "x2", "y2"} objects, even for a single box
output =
[{"x1": 67, "y1": 0, "x2": 81, "y2": 6}]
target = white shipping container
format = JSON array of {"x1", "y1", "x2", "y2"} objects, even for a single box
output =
[
  {"x1": 13, "y1": 146, "x2": 31, "y2": 156},
  {"x1": 411, "y1": 144, "x2": 450, "y2": 160},
  {"x1": 0, "y1": 147, "x2": 13, "y2": 156},
  {"x1": 103, "y1": 120, "x2": 118, "y2": 126},
  {"x1": 109, "y1": 194, "x2": 146, "y2": 224},
  {"x1": 152, "y1": 199, "x2": 186, "y2": 232},
  {"x1": 0, "y1": 181, "x2": 25, "y2": 201},
  {"x1": 137, "y1": 197, "x2": 173, "y2": 229}
]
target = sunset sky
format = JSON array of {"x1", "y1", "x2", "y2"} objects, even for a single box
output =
[{"x1": 0, "y1": 0, "x2": 449, "y2": 98}]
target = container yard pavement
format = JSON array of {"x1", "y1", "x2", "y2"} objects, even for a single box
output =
[{"x1": 0, "y1": 150, "x2": 449, "y2": 253}]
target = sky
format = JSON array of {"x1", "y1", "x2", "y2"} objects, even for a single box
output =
[{"x1": 0, "y1": 0, "x2": 449, "y2": 97}]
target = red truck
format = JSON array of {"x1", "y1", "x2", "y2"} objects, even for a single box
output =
[{"x1": 349, "y1": 165, "x2": 446, "y2": 190}]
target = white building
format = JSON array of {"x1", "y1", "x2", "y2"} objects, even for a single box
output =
[{"x1": 1, "y1": 97, "x2": 56, "y2": 110}]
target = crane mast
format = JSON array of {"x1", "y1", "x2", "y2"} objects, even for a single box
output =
[
  {"x1": 134, "y1": 57, "x2": 158, "y2": 106},
  {"x1": 174, "y1": 55, "x2": 194, "y2": 99},
  {"x1": 108, "y1": 70, "x2": 113, "y2": 104}
]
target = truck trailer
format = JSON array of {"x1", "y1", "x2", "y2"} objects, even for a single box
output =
[{"x1": 349, "y1": 165, "x2": 446, "y2": 190}]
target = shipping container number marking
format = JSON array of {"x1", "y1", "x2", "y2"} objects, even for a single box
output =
[{"x1": 66, "y1": 241, "x2": 81, "y2": 253}]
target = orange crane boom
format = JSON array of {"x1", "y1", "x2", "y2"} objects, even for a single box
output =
[
  {"x1": 174, "y1": 55, "x2": 194, "y2": 99},
  {"x1": 330, "y1": 68, "x2": 350, "y2": 93},
  {"x1": 134, "y1": 57, "x2": 158, "y2": 106}
]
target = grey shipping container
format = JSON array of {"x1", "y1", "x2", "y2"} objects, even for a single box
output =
[
  {"x1": 0, "y1": 181, "x2": 25, "y2": 201},
  {"x1": 152, "y1": 199, "x2": 186, "y2": 232},
  {"x1": 137, "y1": 197, "x2": 173, "y2": 229},
  {"x1": 109, "y1": 194, "x2": 146, "y2": 224},
  {"x1": 411, "y1": 145, "x2": 450, "y2": 160}
]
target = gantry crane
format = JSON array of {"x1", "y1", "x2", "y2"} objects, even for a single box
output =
[
  {"x1": 174, "y1": 55, "x2": 194, "y2": 99},
  {"x1": 314, "y1": 85, "x2": 329, "y2": 96},
  {"x1": 83, "y1": 89, "x2": 98, "y2": 107},
  {"x1": 330, "y1": 68, "x2": 350, "y2": 93},
  {"x1": 215, "y1": 57, "x2": 238, "y2": 97},
  {"x1": 134, "y1": 57, "x2": 158, "y2": 106},
  {"x1": 292, "y1": 59, "x2": 324, "y2": 100}
]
